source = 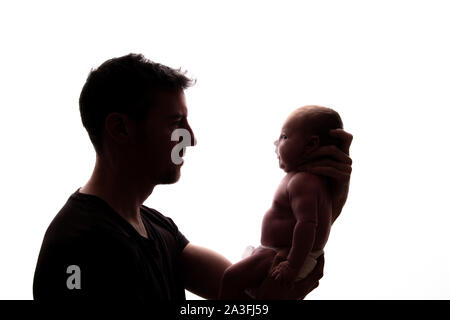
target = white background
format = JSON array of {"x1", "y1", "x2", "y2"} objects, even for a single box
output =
[{"x1": 1, "y1": 0, "x2": 449, "y2": 299}]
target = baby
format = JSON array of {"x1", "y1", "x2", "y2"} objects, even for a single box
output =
[{"x1": 219, "y1": 105, "x2": 344, "y2": 299}]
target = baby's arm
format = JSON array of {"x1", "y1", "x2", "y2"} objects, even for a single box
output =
[{"x1": 271, "y1": 173, "x2": 320, "y2": 285}]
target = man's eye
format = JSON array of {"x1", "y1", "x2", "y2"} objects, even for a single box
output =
[{"x1": 281, "y1": 135, "x2": 287, "y2": 140}]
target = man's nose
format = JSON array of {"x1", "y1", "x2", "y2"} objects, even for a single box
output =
[
  {"x1": 274, "y1": 140, "x2": 278, "y2": 146},
  {"x1": 187, "y1": 123, "x2": 196, "y2": 147}
]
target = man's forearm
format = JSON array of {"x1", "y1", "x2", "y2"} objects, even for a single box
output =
[{"x1": 181, "y1": 244, "x2": 232, "y2": 299}]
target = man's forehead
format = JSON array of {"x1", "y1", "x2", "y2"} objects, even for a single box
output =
[{"x1": 150, "y1": 90, "x2": 188, "y2": 116}]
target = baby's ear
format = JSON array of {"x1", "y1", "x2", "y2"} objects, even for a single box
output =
[{"x1": 305, "y1": 135, "x2": 320, "y2": 154}]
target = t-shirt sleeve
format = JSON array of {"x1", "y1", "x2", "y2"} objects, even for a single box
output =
[
  {"x1": 143, "y1": 207, "x2": 189, "y2": 253},
  {"x1": 164, "y1": 216, "x2": 189, "y2": 252}
]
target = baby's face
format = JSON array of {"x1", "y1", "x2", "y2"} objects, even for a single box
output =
[{"x1": 274, "y1": 114, "x2": 310, "y2": 172}]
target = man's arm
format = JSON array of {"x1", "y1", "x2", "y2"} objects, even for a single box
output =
[
  {"x1": 180, "y1": 235, "x2": 323, "y2": 300},
  {"x1": 181, "y1": 243, "x2": 232, "y2": 299}
]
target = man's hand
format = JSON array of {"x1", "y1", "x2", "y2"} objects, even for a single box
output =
[
  {"x1": 297, "y1": 129, "x2": 353, "y2": 221},
  {"x1": 253, "y1": 254, "x2": 325, "y2": 300}
]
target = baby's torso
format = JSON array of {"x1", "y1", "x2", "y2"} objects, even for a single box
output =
[{"x1": 260, "y1": 172, "x2": 333, "y2": 252}]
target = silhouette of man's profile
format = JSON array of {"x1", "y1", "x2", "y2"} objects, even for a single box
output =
[
  {"x1": 33, "y1": 53, "x2": 352, "y2": 302},
  {"x1": 33, "y1": 54, "x2": 197, "y2": 301}
]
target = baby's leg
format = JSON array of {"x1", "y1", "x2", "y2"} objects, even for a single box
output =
[{"x1": 219, "y1": 248, "x2": 276, "y2": 300}]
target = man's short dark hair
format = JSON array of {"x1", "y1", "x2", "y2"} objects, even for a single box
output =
[{"x1": 79, "y1": 53, "x2": 194, "y2": 153}]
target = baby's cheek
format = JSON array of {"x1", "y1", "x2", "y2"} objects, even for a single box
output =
[
  {"x1": 280, "y1": 145, "x2": 293, "y2": 160},
  {"x1": 278, "y1": 145, "x2": 286, "y2": 160}
]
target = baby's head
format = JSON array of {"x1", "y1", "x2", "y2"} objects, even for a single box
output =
[{"x1": 275, "y1": 105, "x2": 343, "y2": 172}]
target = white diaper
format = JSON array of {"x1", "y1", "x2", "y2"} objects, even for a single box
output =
[{"x1": 242, "y1": 245, "x2": 324, "y2": 281}]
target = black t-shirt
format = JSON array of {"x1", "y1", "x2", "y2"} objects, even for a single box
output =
[{"x1": 33, "y1": 189, "x2": 189, "y2": 302}]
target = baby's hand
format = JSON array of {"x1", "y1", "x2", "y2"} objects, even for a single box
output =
[{"x1": 271, "y1": 261, "x2": 297, "y2": 287}]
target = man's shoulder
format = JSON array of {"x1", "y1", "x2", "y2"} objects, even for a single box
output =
[
  {"x1": 41, "y1": 191, "x2": 129, "y2": 251},
  {"x1": 140, "y1": 206, "x2": 188, "y2": 250},
  {"x1": 140, "y1": 206, "x2": 179, "y2": 231}
]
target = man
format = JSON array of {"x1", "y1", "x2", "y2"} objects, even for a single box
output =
[{"x1": 33, "y1": 54, "x2": 352, "y2": 301}]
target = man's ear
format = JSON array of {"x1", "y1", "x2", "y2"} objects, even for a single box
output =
[
  {"x1": 304, "y1": 135, "x2": 320, "y2": 154},
  {"x1": 104, "y1": 112, "x2": 133, "y2": 145}
]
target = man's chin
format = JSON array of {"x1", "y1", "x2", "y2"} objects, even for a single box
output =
[{"x1": 158, "y1": 167, "x2": 181, "y2": 185}]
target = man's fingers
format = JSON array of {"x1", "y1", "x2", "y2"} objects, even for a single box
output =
[
  {"x1": 307, "y1": 166, "x2": 351, "y2": 181},
  {"x1": 329, "y1": 129, "x2": 353, "y2": 155},
  {"x1": 271, "y1": 269, "x2": 279, "y2": 278},
  {"x1": 304, "y1": 145, "x2": 352, "y2": 165},
  {"x1": 329, "y1": 128, "x2": 353, "y2": 142},
  {"x1": 273, "y1": 254, "x2": 284, "y2": 265},
  {"x1": 304, "y1": 159, "x2": 352, "y2": 174}
]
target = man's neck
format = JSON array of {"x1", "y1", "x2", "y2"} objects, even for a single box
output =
[{"x1": 79, "y1": 157, "x2": 155, "y2": 228}]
